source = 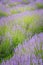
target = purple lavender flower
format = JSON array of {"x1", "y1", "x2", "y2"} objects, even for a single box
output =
[{"x1": 0, "y1": 33, "x2": 43, "y2": 65}]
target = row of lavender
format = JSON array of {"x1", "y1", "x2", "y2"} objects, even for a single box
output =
[
  {"x1": 0, "y1": 33, "x2": 43, "y2": 65},
  {"x1": 0, "y1": 0, "x2": 43, "y2": 65},
  {"x1": 0, "y1": 0, "x2": 43, "y2": 18},
  {"x1": 0, "y1": 10, "x2": 43, "y2": 65}
]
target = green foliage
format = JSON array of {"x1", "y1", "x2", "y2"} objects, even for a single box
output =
[
  {"x1": 22, "y1": 15, "x2": 38, "y2": 31},
  {"x1": 9, "y1": 2, "x2": 20, "y2": 7},
  {"x1": 12, "y1": 30, "x2": 25, "y2": 48},
  {"x1": 21, "y1": 15, "x2": 43, "y2": 38},
  {"x1": 26, "y1": 7, "x2": 35, "y2": 11},
  {"x1": 0, "y1": 11, "x2": 8, "y2": 18},
  {"x1": 36, "y1": 3, "x2": 43, "y2": 9},
  {"x1": 10, "y1": 6, "x2": 35, "y2": 15},
  {"x1": 27, "y1": 20, "x2": 43, "y2": 36},
  {"x1": 11, "y1": 10, "x2": 19, "y2": 14},
  {"x1": 0, "y1": 36, "x2": 14, "y2": 62},
  {"x1": 0, "y1": 26, "x2": 25, "y2": 62},
  {"x1": 0, "y1": 26, "x2": 7, "y2": 36},
  {"x1": 34, "y1": 42, "x2": 43, "y2": 59},
  {"x1": 23, "y1": 0, "x2": 29, "y2": 4},
  {"x1": 0, "y1": 26, "x2": 14, "y2": 62},
  {"x1": 23, "y1": 16, "x2": 35, "y2": 24},
  {"x1": 32, "y1": 26, "x2": 43, "y2": 35},
  {"x1": 9, "y1": 4, "x2": 15, "y2": 7}
]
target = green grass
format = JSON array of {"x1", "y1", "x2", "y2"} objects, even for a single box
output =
[{"x1": 0, "y1": 11, "x2": 8, "y2": 18}]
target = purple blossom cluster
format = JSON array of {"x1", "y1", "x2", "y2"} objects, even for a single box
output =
[{"x1": 0, "y1": 33, "x2": 43, "y2": 65}]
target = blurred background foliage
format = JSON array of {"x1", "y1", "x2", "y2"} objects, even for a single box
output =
[
  {"x1": 0, "y1": 11, "x2": 8, "y2": 18},
  {"x1": 0, "y1": 0, "x2": 43, "y2": 63}
]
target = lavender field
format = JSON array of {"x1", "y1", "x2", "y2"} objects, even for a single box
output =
[{"x1": 0, "y1": 0, "x2": 43, "y2": 65}]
